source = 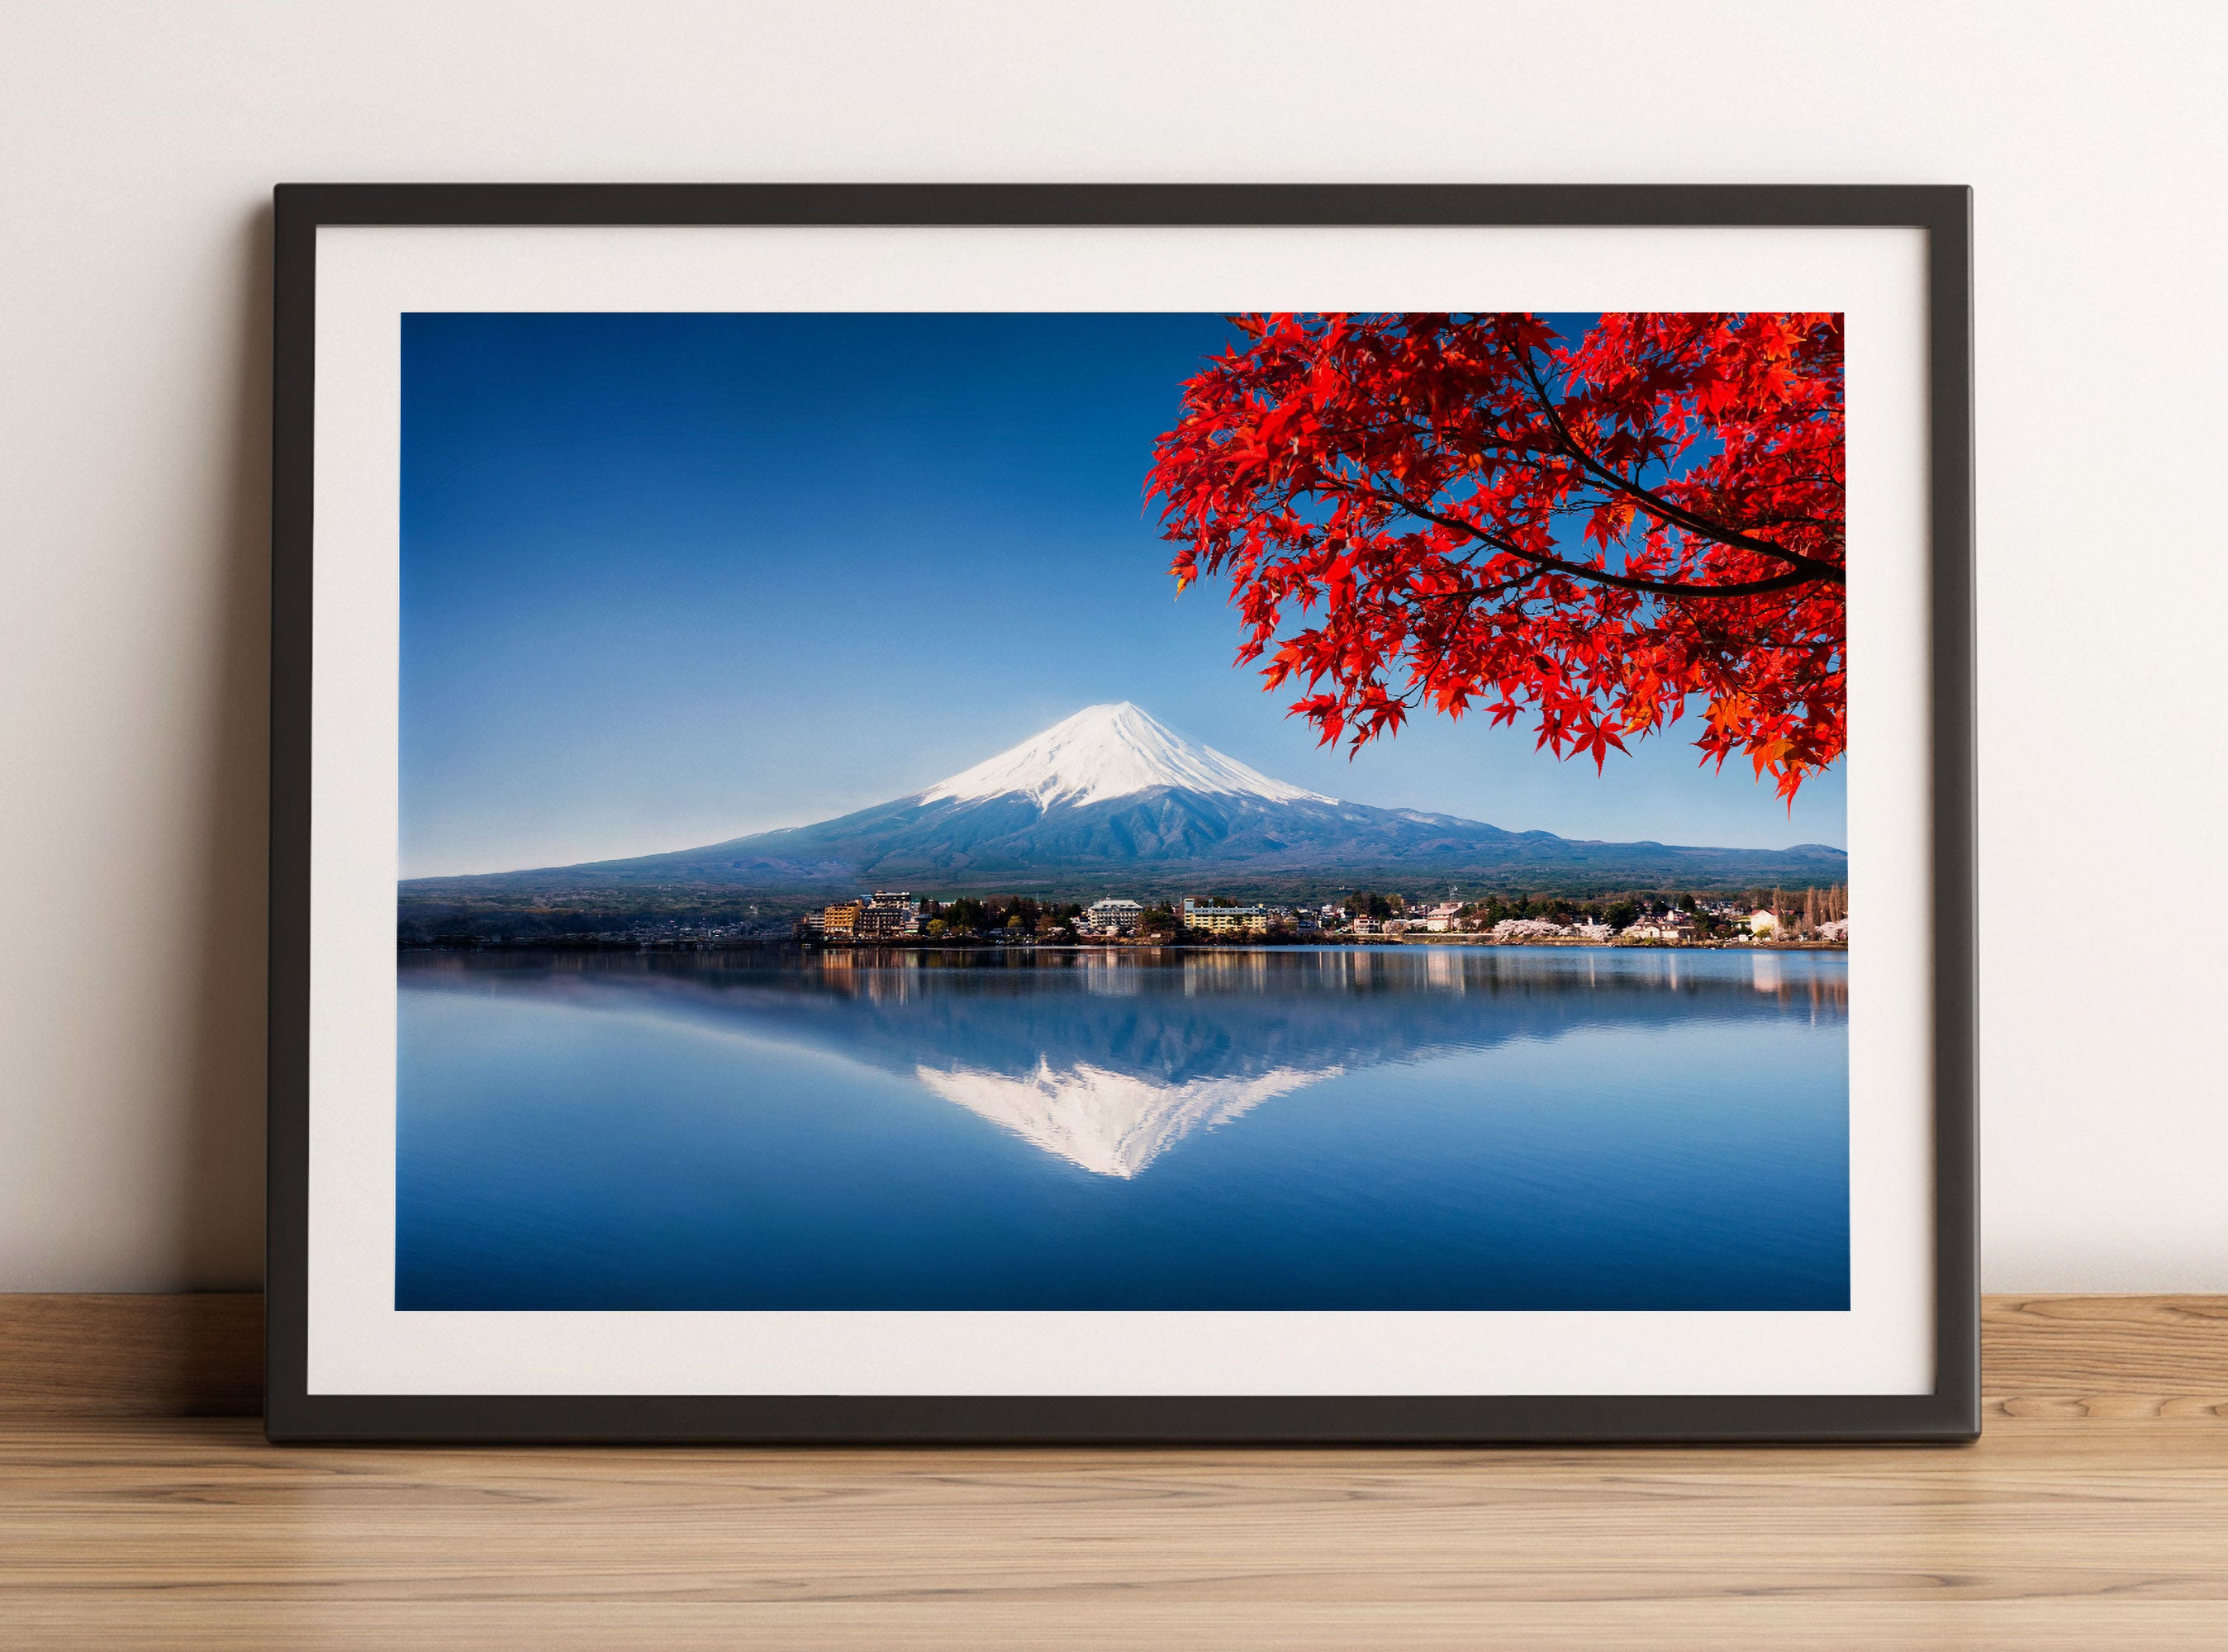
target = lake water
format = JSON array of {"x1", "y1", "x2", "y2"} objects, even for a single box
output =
[{"x1": 397, "y1": 946, "x2": 1848, "y2": 1312}]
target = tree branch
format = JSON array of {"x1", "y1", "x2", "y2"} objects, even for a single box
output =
[
  {"x1": 1514, "y1": 349, "x2": 1846, "y2": 582},
  {"x1": 1347, "y1": 480, "x2": 1831, "y2": 600}
]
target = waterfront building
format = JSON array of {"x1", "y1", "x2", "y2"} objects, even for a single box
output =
[
  {"x1": 1749, "y1": 909, "x2": 1779, "y2": 936},
  {"x1": 821, "y1": 900, "x2": 865, "y2": 939},
  {"x1": 1181, "y1": 897, "x2": 1273, "y2": 936},
  {"x1": 855, "y1": 890, "x2": 919, "y2": 941},
  {"x1": 1081, "y1": 897, "x2": 1144, "y2": 938}
]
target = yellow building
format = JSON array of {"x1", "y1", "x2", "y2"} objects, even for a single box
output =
[
  {"x1": 821, "y1": 900, "x2": 865, "y2": 938},
  {"x1": 1181, "y1": 898, "x2": 1273, "y2": 936}
]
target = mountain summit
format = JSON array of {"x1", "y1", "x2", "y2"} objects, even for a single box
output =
[
  {"x1": 917, "y1": 702, "x2": 1334, "y2": 811},
  {"x1": 402, "y1": 702, "x2": 1849, "y2": 903}
]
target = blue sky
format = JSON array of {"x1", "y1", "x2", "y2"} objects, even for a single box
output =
[{"x1": 401, "y1": 312, "x2": 1847, "y2": 877}]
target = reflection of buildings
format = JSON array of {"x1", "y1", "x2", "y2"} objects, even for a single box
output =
[{"x1": 402, "y1": 946, "x2": 1848, "y2": 1178}]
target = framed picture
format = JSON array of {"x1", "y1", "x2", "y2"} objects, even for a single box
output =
[{"x1": 268, "y1": 183, "x2": 1975, "y2": 1443}]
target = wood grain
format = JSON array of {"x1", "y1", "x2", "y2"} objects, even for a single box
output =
[
  {"x1": 0, "y1": 1293, "x2": 260, "y2": 1416},
  {"x1": 1, "y1": 1296, "x2": 2224, "y2": 1649},
  {"x1": 1983, "y1": 1294, "x2": 2228, "y2": 1418}
]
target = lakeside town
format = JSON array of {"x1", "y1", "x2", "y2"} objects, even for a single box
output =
[
  {"x1": 780, "y1": 885, "x2": 1850, "y2": 950},
  {"x1": 397, "y1": 884, "x2": 1850, "y2": 953},
  {"x1": 395, "y1": 881, "x2": 1855, "y2": 952}
]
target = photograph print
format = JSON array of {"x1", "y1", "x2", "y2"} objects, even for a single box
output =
[{"x1": 396, "y1": 308, "x2": 1850, "y2": 1317}]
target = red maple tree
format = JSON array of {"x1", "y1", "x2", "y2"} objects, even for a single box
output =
[{"x1": 1147, "y1": 312, "x2": 1846, "y2": 801}]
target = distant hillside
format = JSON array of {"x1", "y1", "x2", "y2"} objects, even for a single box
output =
[{"x1": 401, "y1": 703, "x2": 1847, "y2": 919}]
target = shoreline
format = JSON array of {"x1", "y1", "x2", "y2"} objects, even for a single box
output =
[{"x1": 399, "y1": 937, "x2": 1850, "y2": 956}]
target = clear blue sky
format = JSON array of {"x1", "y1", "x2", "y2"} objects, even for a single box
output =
[{"x1": 401, "y1": 312, "x2": 1847, "y2": 876}]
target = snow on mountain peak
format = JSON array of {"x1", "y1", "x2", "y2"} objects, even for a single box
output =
[{"x1": 914, "y1": 702, "x2": 1337, "y2": 812}]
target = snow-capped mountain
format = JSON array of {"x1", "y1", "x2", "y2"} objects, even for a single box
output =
[
  {"x1": 404, "y1": 701, "x2": 1849, "y2": 900},
  {"x1": 917, "y1": 702, "x2": 1333, "y2": 811}
]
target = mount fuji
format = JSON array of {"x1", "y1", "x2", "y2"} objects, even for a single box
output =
[
  {"x1": 917, "y1": 701, "x2": 1334, "y2": 812},
  {"x1": 404, "y1": 701, "x2": 1846, "y2": 903}
]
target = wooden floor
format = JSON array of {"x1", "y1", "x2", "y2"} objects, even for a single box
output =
[{"x1": 3, "y1": 1295, "x2": 2226, "y2": 1650}]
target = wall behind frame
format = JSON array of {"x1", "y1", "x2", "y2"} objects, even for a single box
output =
[{"x1": 2, "y1": 0, "x2": 2221, "y2": 1290}]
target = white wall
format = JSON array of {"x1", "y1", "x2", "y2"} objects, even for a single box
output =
[{"x1": 3, "y1": 0, "x2": 2223, "y2": 1292}]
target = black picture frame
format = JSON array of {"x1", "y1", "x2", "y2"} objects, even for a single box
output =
[{"x1": 267, "y1": 183, "x2": 1976, "y2": 1445}]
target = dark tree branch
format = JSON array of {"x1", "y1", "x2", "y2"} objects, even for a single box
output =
[
  {"x1": 1513, "y1": 350, "x2": 1846, "y2": 582},
  {"x1": 1345, "y1": 481, "x2": 1831, "y2": 601}
]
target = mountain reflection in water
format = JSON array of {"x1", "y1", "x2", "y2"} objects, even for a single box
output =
[
  {"x1": 397, "y1": 945, "x2": 1849, "y2": 1311},
  {"x1": 400, "y1": 946, "x2": 1846, "y2": 1178}
]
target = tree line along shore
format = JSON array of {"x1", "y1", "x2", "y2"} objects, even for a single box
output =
[{"x1": 397, "y1": 884, "x2": 1849, "y2": 952}]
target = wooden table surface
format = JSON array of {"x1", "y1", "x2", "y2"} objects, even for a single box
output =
[{"x1": 3, "y1": 1294, "x2": 2226, "y2": 1649}]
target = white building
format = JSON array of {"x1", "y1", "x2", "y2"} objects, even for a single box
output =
[
  {"x1": 1749, "y1": 909, "x2": 1779, "y2": 935},
  {"x1": 1081, "y1": 898, "x2": 1144, "y2": 937}
]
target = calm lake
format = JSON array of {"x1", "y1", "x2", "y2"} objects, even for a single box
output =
[{"x1": 396, "y1": 946, "x2": 1849, "y2": 1312}]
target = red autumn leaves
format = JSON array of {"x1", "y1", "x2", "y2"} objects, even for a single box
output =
[{"x1": 1147, "y1": 312, "x2": 1846, "y2": 801}]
